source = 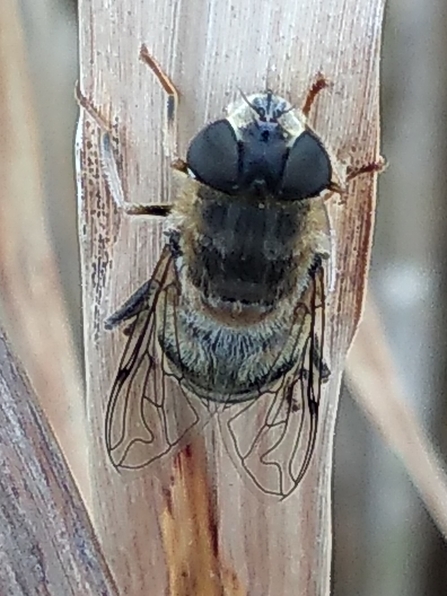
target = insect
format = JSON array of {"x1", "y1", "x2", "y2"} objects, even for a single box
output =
[{"x1": 78, "y1": 46, "x2": 383, "y2": 498}]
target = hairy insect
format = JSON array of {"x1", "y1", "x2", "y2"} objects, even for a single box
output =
[{"x1": 78, "y1": 46, "x2": 383, "y2": 498}]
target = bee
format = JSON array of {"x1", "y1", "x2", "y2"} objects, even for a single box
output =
[{"x1": 78, "y1": 46, "x2": 382, "y2": 498}]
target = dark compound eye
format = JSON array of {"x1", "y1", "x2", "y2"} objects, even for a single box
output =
[
  {"x1": 186, "y1": 120, "x2": 240, "y2": 194},
  {"x1": 280, "y1": 130, "x2": 332, "y2": 200}
]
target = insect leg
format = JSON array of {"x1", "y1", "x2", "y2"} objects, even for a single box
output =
[
  {"x1": 76, "y1": 85, "x2": 173, "y2": 217},
  {"x1": 105, "y1": 280, "x2": 159, "y2": 330},
  {"x1": 325, "y1": 156, "x2": 387, "y2": 199},
  {"x1": 300, "y1": 261, "x2": 330, "y2": 383},
  {"x1": 346, "y1": 156, "x2": 387, "y2": 182},
  {"x1": 311, "y1": 338, "x2": 331, "y2": 382},
  {"x1": 299, "y1": 341, "x2": 330, "y2": 382},
  {"x1": 301, "y1": 73, "x2": 331, "y2": 118},
  {"x1": 139, "y1": 45, "x2": 180, "y2": 163}
]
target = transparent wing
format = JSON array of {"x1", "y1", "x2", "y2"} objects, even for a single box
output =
[
  {"x1": 219, "y1": 261, "x2": 328, "y2": 498},
  {"x1": 105, "y1": 246, "x2": 203, "y2": 469}
]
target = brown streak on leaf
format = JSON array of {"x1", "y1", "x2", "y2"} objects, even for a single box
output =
[{"x1": 161, "y1": 440, "x2": 246, "y2": 596}]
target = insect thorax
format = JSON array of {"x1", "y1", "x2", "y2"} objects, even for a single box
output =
[{"x1": 190, "y1": 186, "x2": 309, "y2": 306}]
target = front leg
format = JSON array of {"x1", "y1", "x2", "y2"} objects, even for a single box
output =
[{"x1": 301, "y1": 73, "x2": 331, "y2": 118}]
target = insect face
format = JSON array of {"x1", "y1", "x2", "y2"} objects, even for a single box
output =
[{"x1": 186, "y1": 92, "x2": 332, "y2": 200}]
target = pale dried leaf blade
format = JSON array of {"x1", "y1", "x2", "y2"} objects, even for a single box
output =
[
  {"x1": 346, "y1": 296, "x2": 447, "y2": 540},
  {"x1": 78, "y1": 0, "x2": 385, "y2": 593}
]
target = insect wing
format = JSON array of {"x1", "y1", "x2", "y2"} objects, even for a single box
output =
[
  {"x1": 105, "y1": 246, "x2": 201, "y2": 469},
  {"x1": 220, "y1": 262, "x2": 327, "y2": 498}
]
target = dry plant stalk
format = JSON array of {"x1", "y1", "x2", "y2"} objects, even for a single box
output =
[
  {"x1": 0, "y1": 0, "x2": 87, "y2": 499},
  {"x1": 77, "y1": 0, "x2": 384, "y2": 593},
  {"x1": 0, "y1": 326, "x2": 117, "y2": 594},
  {"x1": 347, "y1": 297, "x2": 447, "y2": 540}
]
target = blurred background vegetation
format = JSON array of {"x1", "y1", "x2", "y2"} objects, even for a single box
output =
[{"x1": 3, "y1": 0, "x2": 447, "y2": 594}]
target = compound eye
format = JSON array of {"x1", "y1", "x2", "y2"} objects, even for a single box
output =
[
  {"x1": 186, "y1": 120, "x2": 239, "y2": 194},
  {"x1": 281, "y1": 130, "x2": 332, "y2": 200}
]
